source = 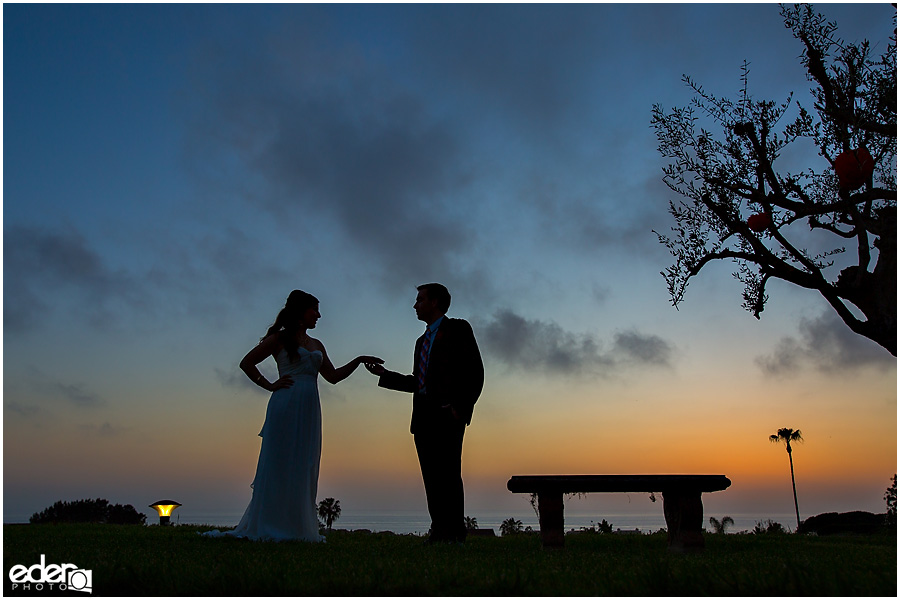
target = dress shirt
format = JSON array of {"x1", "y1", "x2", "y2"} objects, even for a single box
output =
[{"x1": 419, "y1": 315, "x2": 443, "y2": 393}]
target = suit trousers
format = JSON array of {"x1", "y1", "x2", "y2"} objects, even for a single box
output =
[{"x1": 414, "y1": 412, "x2": 467, "y2": 543}]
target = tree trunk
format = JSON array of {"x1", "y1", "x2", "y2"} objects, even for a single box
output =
[
  {"x1": 835, "y1": 206, "x2": 897, "y2": 356},
  {"x1": 788, "y1": 448, "x2": 801, "y2": 531}
]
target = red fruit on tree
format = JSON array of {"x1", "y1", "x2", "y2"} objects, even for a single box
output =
[
  {"x1": 834, "y1": 148, "x2": 875, "y2": 190},
  {"x1": 747, "y1": 213, "x2": 772, "y2": 232}
]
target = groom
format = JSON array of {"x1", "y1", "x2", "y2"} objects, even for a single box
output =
[{"x1": 366, "y1": 283, "x2": 484, "y2": 544}]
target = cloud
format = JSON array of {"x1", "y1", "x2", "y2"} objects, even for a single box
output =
[
  {"x1": 79, "y1": 422, "x2": 123, "y2": 438},
  {"x1": 476, "y1": 308, "x2": 673, "y2": 376},
  {"x1": 405, "y1": 4, "x2": 604, "y2": 130},
  {"x1": 54, "y1": 382, "x2": 105, "y2": 408},
  {"x1": 182, "y1": 26, "x2": 487, "y2": 299},
  {"x1": 755, "y1": 338, "x2": 804, "y2": 376},
  {"x1": 3, "y1": 225, "x2": 143, "y2": 334},
  {"x1": 17, "y1": 368, "x2": 106, "y2": 410},
  {"x1": 591, "y1": 284, "x2": 610, "y2": 303},
  {"x1": 4, "y1": 401, "x2": 41, "y2": 418},
  {"x1": 756, "y1": 310, "x2": 895, "y2": 376},
  {"x1": 612, "y1": 329, "x2": 673, "y2": 367},
  {"x1": 3, "y1": 222, "x2": 300, "y2": 336}
]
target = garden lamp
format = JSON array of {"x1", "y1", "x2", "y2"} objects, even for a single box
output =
[{"x1": 149, "y1": 500, "x2": 181, "y2": 525}]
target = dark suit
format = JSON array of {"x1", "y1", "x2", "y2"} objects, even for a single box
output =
[{"x1": 379, "y1": 316, "x2": 484, "y2": 542}]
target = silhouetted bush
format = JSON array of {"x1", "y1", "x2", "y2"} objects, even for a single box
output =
[
  {"x1": 107, "y1": 502, "x2": 147, "y2": 525},
  {"x1": 30, "y1": 498, "x2": 146, "y2": 525},
  {"x1": 576, "y1": 519, "x2": 614, "y2": 534},
  {"x1": 885, "y1": 474, "x2": 896, "y2": 527},
  {"x1": 752, "y1": 519, "x2": 787, "y2": 535},
  {"x1": 799, "y1": 511, "x2": 887, "y2": 535}
]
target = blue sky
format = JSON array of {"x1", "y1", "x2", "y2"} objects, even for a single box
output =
[{"x1": 4, "y1": 3, "x2": 896, "y2": 524}]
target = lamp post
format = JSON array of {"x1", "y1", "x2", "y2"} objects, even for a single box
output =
[{"x1": 149, "y1": 500, "x2": 181, "y2": 525}]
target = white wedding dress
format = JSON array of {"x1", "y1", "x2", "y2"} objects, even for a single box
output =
[{"x1": 205, "y1": 347, "x2": 325, "y2": 542}]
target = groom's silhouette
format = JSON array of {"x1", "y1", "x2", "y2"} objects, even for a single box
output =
[{"x1": 367, "y1": 283, "x2": 484, "y2": 543}]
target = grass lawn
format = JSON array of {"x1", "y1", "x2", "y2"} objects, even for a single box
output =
[{"x1": 3, "y1": 524, "x2": 896, "y2": 596}]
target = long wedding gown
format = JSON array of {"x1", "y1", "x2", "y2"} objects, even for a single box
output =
[{"x1": 205, "y1": 347, "x2": 325, "y2": 542}]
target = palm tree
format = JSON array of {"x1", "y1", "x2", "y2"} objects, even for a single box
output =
[
  {"x1": 708, "y1": 516, "x2": 734, "y2": 534},
  {"x1": 316, "y1": 498, "x2": 341, "y2": 530},
  {"x1": 464, "y1": 516, "x2": 478, "y2": 530},
  {"x1": 770, "y1": 428, "x2": 803, "y2": 531},
  {"x1": 499, "y1": 517, "x2": 523, "y2": 536}
]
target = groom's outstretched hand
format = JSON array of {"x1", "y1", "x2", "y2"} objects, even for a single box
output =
[{"x1": 364, "y1": 362, "x2": 386, "y2": 376}]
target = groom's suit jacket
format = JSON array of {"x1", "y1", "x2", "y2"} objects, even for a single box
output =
[{"x1": 378, "y1": 316, "x2": 484, "y2": 434}]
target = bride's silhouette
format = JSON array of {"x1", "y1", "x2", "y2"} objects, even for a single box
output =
[{"x1": 205, "y1": 290, "x2": 382, "y2": 542}]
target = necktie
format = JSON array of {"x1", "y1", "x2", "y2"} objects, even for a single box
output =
[{"x1": 417, "y1": 329, "x2": 432, "y2": 391}]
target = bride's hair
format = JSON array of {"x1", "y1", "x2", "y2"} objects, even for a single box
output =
[{"x1": 263, "y1": 290, "x2": 319, "y2": 361}]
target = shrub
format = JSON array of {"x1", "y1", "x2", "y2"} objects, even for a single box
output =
[
  {"x1": 30, "y1": 498, "x2": 146, "y2": 525},
  {"x1": 885, "y1": 474, "x2": 896, "y2": 527},
  {"x1": 752, "y1": 519, "x2": 787, "y2": 535},
  {"x1": 799, "y1": 511, "x2": 886, "y2": 535}
]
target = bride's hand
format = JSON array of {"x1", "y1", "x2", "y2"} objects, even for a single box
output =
[{"x1": 268, "y1": 375, "x2": 294, "y2": 391}]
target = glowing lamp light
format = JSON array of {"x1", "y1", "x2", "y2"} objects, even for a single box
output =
[
  {"x1": 747, "y1": 212, "x2": 771, "y2": 232},
  {"x1": 149, "y1": 500, "x2": 181, "y2": 525},
  {"x1": 834, "y1": 148, "x2": 875, "y2": 190}
]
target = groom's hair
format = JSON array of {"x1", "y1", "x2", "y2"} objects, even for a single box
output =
[{"x1": 417, "y1": 283, "x2": 451, "y2": 314}]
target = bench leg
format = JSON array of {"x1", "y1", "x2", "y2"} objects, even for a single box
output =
[
  {"x1": 537, "y1": 492, "x2": 565, "y2": 548},
  {"x1": 662, "y1": 490, "x2": 705, "y2": 553}
]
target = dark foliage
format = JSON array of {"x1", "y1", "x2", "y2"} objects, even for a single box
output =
[
  {"x1": 499, "y1": 517, "x2": 524, "y2": 536},
  {"x1": 885, "y1": 474, "x2": 897, "y2": 527},
  {"x1": 316, "y1": 498, "x2": 342, "y2": 529},
  {"x1": 752, "y1": 519, "x2": 787, "y2": 535},
  {"x1": 799, "y1": 511, "x2": 887, "y2": 535},
  {"x1": 30, "y1": 498, "x2": 146, "y2": 525}
]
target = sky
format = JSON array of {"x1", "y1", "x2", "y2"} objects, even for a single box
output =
[{"x1": 3, "y1": 2, "x2": 896, "y2": 527}]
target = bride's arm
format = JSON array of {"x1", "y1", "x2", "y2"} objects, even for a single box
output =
[
  {"x1": 240, "y1": 334, "x2": 293, "y2": 392},
  {"x1": 316, "y1": 341, "x2": 383, "y2": 385}
]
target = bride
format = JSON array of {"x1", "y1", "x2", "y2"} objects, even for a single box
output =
[{"x1": 205, "y1": 290, "x2": 382, "y2": 542}]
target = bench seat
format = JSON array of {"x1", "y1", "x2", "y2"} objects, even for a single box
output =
[{"x1": 507, "y1": 474, "x2": 731, "y2": 552}]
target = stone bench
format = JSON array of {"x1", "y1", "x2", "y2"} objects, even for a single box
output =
[{"x1": 507, "y1": 474, "x2": 731, "y2": 552}]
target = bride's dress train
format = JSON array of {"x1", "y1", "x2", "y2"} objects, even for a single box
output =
[{"x1": 204, "y1": 347, "x2": 325, "y2": 542}]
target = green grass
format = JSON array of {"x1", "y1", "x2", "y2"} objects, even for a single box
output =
[{"x1": 4, "y1": 524, "x2": 896, "y2": 596}]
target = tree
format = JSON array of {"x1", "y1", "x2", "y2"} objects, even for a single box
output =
[
  {"x1": 499, "y1": 517, "x2": 523, "y2": 536},
  {"x1": 652, "y1": 4, "x2": 897, "y2": 355},
  {"x1": 30, "y1": 498, "x2": 146, "y2": 525},
  {"x1": 465, "y1": 516, "x2": 478, "y2": 529},
  {"x1": 316, "y1": 498, "x2": 341, "y2": 530},
  {"x1": 770, "y1": 427, "x2": 804, "y2": 530},
  {"x1": 106, "y1": 503, "x2": 148, "y2": 525},
  {"x1": 885, "y1": 474, "x2": 897, "y2": 527},
  {"x1": 708, "y1": 515, "x2": 735, "y2": 534}
]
